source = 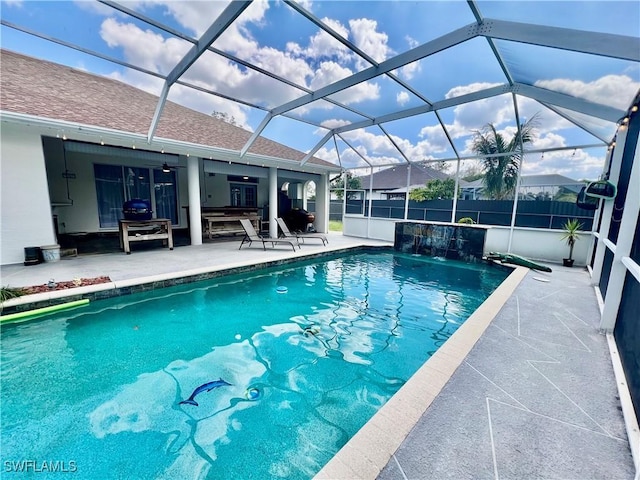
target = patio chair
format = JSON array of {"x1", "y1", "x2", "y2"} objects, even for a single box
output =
[
  {"x1": 239, "y1": 218, "x2": 298, "y2": 252},
  {"x1": 276, "y1": 217, "x2": 328, "y2": 246}
]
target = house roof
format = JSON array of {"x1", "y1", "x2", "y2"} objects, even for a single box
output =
[
  {"x1": 463, "y1": 173, "x2": 584, "y2": 189},
  {"x1": 0, "y1": 49, "x2": 335, "y2": 170},
  {"x1": 357, "y1": 163, "x2": 449, "y2": 190}
]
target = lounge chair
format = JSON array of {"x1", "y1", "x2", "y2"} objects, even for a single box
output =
[
  {"x1": 276, "y1": 217, "x2": 328, "y2": 246},
  {"x1": 239, "y1": 218, "x2": 298, "y2": 252}
]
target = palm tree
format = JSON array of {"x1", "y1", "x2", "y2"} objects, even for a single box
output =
[{"x1": 471, "y1": 115, "x2": 538, "y2": 200}]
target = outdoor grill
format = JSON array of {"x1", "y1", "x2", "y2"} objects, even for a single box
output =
[
  {"x1": 122, "y1": 199, "x2": 152, "y2": 221},
  {"x1": 283, "y1": 208, "x2": 315, "y2": 232}
]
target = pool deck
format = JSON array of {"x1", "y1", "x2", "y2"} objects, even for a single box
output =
[{"x1": 1, "y1": 233, "x2": 638, "y2": 479}]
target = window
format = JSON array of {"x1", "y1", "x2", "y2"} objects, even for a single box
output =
[
  {"x1": 94, "y1": 164, "x2": 177, "y2": 227},
  {"x1": 153, "y1": 169, "x2": 178, "y2": 224},
  {"x1": 230, "y1": 183, "x2": 257, "y2": 207},
  {"x1": 95, "y1": 164, "x2": 151, "y2": 228}
]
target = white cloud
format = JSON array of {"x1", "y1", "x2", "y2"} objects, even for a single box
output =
[
  {"x1": 100, "y1": 18, "x2": 191, "y2": 73},
  {"x1": 292, "y1": 17, "x2": 352, "y2": 62},
  {"x1": 396, "y1": 91, "x2": 410, "y2": 106},
  {"x1": 309, "y1": 61, "x2": 380, "y2": 105},
  {"x1": 349, "y1": 18, "x2": 393, "y2": 65},
  {"x1": 320, "y1": 119, "x2": 351, "y2": 129},
  {"x1": 522, "y1": 148, "x2": 605, "y2": 180},
  {"x1": 405, "y1": 35, "x2": 419, "y2": 49},
  {"x1": 535, "y1": 74, "x2": 639, "y2": 110},
  {"x1": 400, "y1": 61, "x2": 421, "y2": 80},
  {"x1": 445, "y1": 82, "x2": 502, "y2": 99}
]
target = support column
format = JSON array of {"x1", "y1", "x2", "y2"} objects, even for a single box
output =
[
  {"x1": 269, "y1": 167, "x2": 278, "y2": 238},
  {"x1": 367, "y1": 166, "x2": 374, "y2": 239},
  {"x1": 599, "y1": 131, "x2": 640, "y2": 331},
  {"x1": 403, "y1": 163, "x2": 411, "y2": 220},
  {"x1": 591, "y1": 128, "x2": 628, "y2": 284},
  {"x1": 315, "y1": 173, "x2": 329, "y2": 233},
  {"x1": 187, "y1": 155, "x2": 202, "y2": 246},
  {"x1": 451, "y1": 158, "x2": 461, "y2": 223},
  {"x1": 507, "y1": 162, "x2": 523, "y2": 253}
]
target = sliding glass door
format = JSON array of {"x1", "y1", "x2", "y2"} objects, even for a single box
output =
[{"x1": 94, "y1": 164, "x2": 176, "y2": 227}]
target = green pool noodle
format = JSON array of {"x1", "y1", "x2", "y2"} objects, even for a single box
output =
[
  {"x1": 486, "y1": 252, "x2": 552, "y2": 273},
  {"x1": 1, "y1": 299, "x2": 90, "y2": 324}
]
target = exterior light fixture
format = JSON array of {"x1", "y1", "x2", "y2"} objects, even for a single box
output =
[
  {"x1": 632, "y1": 105, "x2": 639, "y2": 113},
  {"x1": 162, "y1": 163, "x2": 171, "y2": 173},
  {"x1": 62, "y1": 133, "x2": 67, "y2": 140},
  {"x1": 100, "y1": 138, "x2": 104, "y2": 146}
]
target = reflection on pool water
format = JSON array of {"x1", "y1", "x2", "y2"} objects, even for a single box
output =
[{"x1": 1, "y1": 252, "x2": 509, "y2": 479}]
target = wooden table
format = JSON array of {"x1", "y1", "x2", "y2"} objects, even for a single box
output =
[
  {"x1": 118, "y1": 218, "x2": 173, "y2": 254},
  {"x1": 202, "y1": 214, "x2": 260, "y2": 239}
]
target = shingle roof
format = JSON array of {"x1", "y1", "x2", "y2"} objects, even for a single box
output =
[
  {"x1": 0, "y1": 49, "x2": 333, "y2": 168},
  {"x1": 357, "y1": 163, "x2": 449, "y2": 190},
  {"x1": 463, "y1": 173, "x2": 583, "y2": 189}
]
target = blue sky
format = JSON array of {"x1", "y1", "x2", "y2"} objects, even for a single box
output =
[{"x1": 1, "y1": 1, "x2": 639, "y2": 181}]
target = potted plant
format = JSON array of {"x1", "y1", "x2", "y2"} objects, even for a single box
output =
[{"x1": 560, "y1": 219, "x2": 583, "y2": 267}]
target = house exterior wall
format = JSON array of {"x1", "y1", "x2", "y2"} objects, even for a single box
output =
[{"x1": 1, "y1": 124, "x2": 57, "y2": 265}]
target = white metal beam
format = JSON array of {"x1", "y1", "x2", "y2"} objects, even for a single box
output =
[
  {"x1": 540, "y1": 102, "x2": 613, "y2": 144},
  {"x1": 515, "y1": 83, "x2": 624, "y2": 122},
  {"x1": 333, "y1": 85, "x2": 510, "y2": 134},
  {"x1": 241, "y1": 113, "x2": 273, "y2": 157},
  {"x1": 378, "y1": 125, "x2": 410, "y2": 164},
  {"x1": 301, "y1": 131, "x2": 334, "y2": 165},
  {"x1": 270, "y1": 23, "x2": 482, "y2": 116},
  {"x1": 336, "y1": 134, "x2": 373, "y2": 168},
  {"x1": 147, "y1": 1, "x2": 251, "y2": 142},
  {"x1": 484, "y1": 18, "x2": 640, "y2": 62}
]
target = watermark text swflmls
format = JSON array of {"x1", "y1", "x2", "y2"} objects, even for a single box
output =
[{"x1": 4, "y1": 460, "x2": 78, "y2": 473}]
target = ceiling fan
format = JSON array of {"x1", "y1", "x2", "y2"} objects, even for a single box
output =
[{"x1": 143, "y1": 162, "x2": 185, "y2": 172}]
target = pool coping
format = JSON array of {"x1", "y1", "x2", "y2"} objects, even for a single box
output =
[
  {"x1": 0, "y1": 245, "x2": 388, "y2": 318},
  {"x1": 313, "y1": 265, "x2": 529, "y2": 480}
]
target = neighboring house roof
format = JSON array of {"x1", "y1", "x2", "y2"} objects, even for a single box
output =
[
  {"x1": 385, "y1": 178, "x2": 472, "y2": 194},
  {"x1": 463, "y1": 173, "x2": 585, "y2": 189},
  {"x1": 0, "y1": 49, "x2": 333, "y2": 169},
  {"x1": 357, "y1": 163, "x2": 449, "y2": 190}
]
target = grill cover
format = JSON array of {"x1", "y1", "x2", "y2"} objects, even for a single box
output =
[{"x1": 123, "y1": 199, "x2": 152, "y2": 221}]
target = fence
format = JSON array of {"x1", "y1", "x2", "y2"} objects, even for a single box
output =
[{"x1": 310, "y1": 199, "x2": 595, "y2": 230}]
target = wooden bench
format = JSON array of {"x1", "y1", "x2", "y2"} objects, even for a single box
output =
[
  {"x1": 118, "y1": 218, "x2": 174, "y2": 254},
  {"x1": 201, "y1": 214, "x2": 260, "y2": 239}
]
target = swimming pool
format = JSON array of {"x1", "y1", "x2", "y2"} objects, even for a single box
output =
[{"x1": 1, "y1": 251, "x2": 510, "y2": 479}]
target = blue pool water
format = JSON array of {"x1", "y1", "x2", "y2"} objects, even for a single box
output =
[{"x1": 1, "y1": 252, "x2": 509, "y2": 479}]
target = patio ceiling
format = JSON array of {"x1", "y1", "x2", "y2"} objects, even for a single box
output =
[{"x1": 1, "y1": 0, "x2": 639, "y2": 178}]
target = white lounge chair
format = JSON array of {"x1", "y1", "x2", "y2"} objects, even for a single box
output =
[
  {"x1": 239, "y1": 218, "x2": 298, "y2": 252},
  {"x1": 276, "y1": 217, "x2": 328, "y2": 246}
]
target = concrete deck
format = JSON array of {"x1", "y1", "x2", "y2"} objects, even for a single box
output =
[{"x1": 1, "y1": 233, "x2": 637, "y2": 479}]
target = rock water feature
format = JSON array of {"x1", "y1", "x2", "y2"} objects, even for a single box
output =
[{"x1": 394, "y1": 221, "x2": 488, "y2": 262}]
